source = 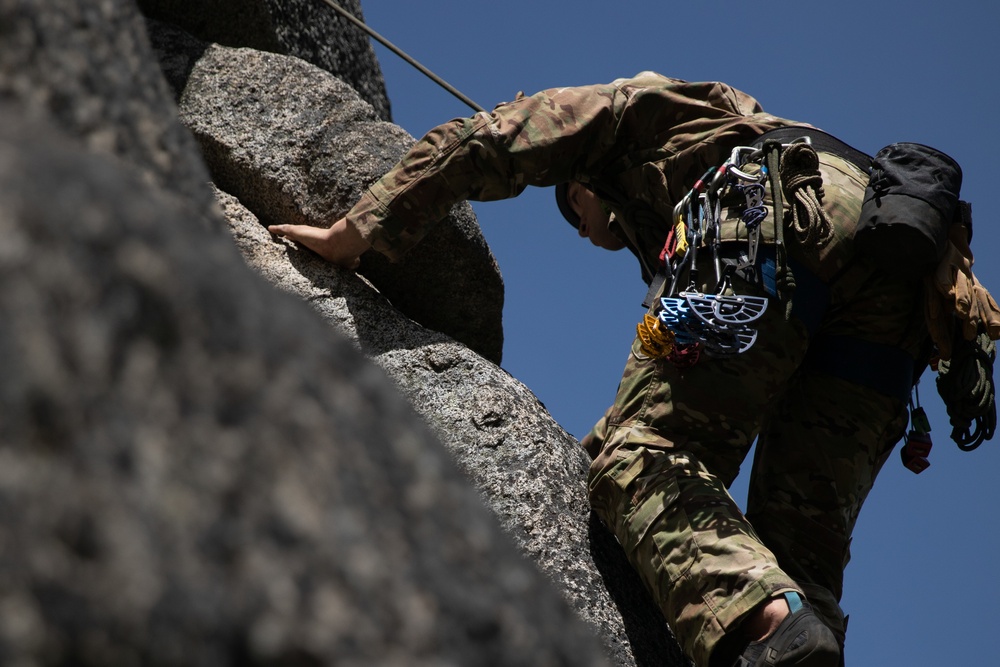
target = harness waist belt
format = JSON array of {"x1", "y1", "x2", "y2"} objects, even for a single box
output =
[
  {"x1": 805, "y1": 335, "x2": 915, "y2": 402},
  {"x1": 755, "y1": 127, "x2": 872, "y2": 175},
  {"x1": 719, "y1": 245, "x2": 913, "y2": 399}
]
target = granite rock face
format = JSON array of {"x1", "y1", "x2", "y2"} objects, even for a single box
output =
[
  {"x1": 0, "y1": 0, "x2": 221, "y2": 229},
  {"x1": 0, "y1": 108, "x2": 607, "y2": 667},
  {"x1": 137, "y1": 0, "x2": 392, "y2": 120},
  {"x1": 147, "y1": 19, "x2": 505, "y2": 364},
  {"x1": 0, "y1": 0, "x2": 690, "y2": 665},
  {"x1": 221, "y1": 190, "x2": 687, "y2": 667}
]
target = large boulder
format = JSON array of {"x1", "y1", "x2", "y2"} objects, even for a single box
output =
[
  {"x1": 0, "y1": 0, "x2": 221, "y2": 229},
  {"x1": 221, "y1": 190, "x2": 688, "y2": 667},
  {"x1": 0, "y1": 107, "x2": 608, "y2": 667},
  {"x1": 147, "y1": 20, "x2": 505, "y2": 364},
  {"x1": 137, "y1": 0, "x2": 391, "y2": 120},
  {"x1": 0, "y1": 0, "x2": 691, "y2": 665}
]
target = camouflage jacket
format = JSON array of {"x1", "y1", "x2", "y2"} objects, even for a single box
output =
[{"x1": 346, "y1": 71, "x2": 803, "y2": 282}]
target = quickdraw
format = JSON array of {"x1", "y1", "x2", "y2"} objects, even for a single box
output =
[
  {"x1": 644, "y1": 142, "x2": 801, "y2": 363},
  {"x1": 733, "y1": 171, "x2": 767, "y2": 287}
]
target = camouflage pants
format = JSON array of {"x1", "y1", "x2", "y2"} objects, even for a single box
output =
[{"x1": 585, "y1": 154, "x2": 925, "y2": 666}]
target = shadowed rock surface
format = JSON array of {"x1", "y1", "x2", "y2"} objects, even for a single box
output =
[
  {"x1": 221, "y1": 190, "x2": 687, "y2": 667},
  {"x1": 148, "y1": 19, "x2": 505, "y2": 364},
  {"x1": 0, "y1": 0, "x2": 221, "y2": 228},
  {"x1": 0, "y1": 0, "x2": 691, "y2": 665},
  {"x1": 137, "y1": 0, "x2": 392, "y2": 120},
  {"x1": 0, "y1": 108, "x2": 608, "y2": 667}
]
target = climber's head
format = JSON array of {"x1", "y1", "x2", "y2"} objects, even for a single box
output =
[{"x1": 555, "y1": 182, "x2": 625, "y2": 251}]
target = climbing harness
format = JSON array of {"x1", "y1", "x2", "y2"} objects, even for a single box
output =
[{"x1": 642, "y1": 139, "x2": 821, "y2": 363}]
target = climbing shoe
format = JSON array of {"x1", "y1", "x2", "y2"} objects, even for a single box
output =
[{"x1": 735, "y1": 593, "x2": 840, "y2": 667}]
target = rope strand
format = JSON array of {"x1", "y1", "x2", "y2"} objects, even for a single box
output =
[
  {"x1": 780, "y1": 143, "x2": 832, "y2": 247},
  {"x1": 320, "y1": 1, "x2": 486, "y2": 113}
]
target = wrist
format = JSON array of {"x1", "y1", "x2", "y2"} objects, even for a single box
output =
[{"x1": 331, "y1": 217, "x2": 372, "y2": 257}]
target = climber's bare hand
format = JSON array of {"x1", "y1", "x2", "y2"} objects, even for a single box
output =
[{"x1": 268, "y1": 217, "x2": 369, "y2": 270}]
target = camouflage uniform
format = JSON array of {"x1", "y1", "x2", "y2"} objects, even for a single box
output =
[{"x1": 345, "y1": 72, "x2": 924, "y2": 666}]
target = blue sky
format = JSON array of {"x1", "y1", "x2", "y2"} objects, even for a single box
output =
[{"x1": 359, "y1": 2, "x2": 999, "y2": 664}]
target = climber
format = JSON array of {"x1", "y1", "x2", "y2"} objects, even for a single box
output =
[{"x1": 267, "y1": 72, "x2": 1000, "y2": 667}]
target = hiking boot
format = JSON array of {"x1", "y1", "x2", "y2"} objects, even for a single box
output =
[{"x1": 735, "y1": 593, "x2": 840, "y2": 667}]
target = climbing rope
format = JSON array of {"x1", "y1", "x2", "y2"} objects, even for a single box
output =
[
  {"x1": 320, "y1": 1, "x2": 485, "y2": 113},
  {"x1": 780, "y1": 142, "x2": 833, "y2": 248},
  {"x1": 937, "y1": 330, "x2": 997, "y2": 451}
]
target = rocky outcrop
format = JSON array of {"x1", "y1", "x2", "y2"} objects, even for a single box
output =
[
  {"x1": 137, "y1": 0, "x2": 392, "y2": 120},
  {"x1": 0, "y1": 0, "x2": 690, "y2": 665},
  {"x1": 0, "y1": 0, "x2": 608, "y2": 663},
  {"x1": 179, "y1": 31, "x2": 686, "y2": 667},
  {"x1": 0, "y1": 107, "x2": 607, "y2": 667},
  {"x1": 0, "y1": 0, "x2": 220, "y2": 228},
  {"x1": 148, "y1": 20, "x2": 505, "y2": 364},
  {"x1": 221, "y1": 190, "x2": 687, "y2": 667}
]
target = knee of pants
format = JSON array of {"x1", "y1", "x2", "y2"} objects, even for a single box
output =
[
  {"x1": 588, "y1": 445, "x2": 744, "y2": 584},
  {"x1": 581, "y1": 406, "x2": 615, "y2": 460},
  {"x1": 587, "y1": 446, "x2": 648, "y2": 534},
  {"x1": 587, "y1": 447, "x2": 685, "y2": 559}
]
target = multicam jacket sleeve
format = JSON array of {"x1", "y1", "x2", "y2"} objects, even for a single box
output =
[{"x1": 345, "y1": 71, "x2": 796, "y2": 262}]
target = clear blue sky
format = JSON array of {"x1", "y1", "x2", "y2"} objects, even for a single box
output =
[{"x1": 360, "y1": 2, "x2": 999, "y2": 665}]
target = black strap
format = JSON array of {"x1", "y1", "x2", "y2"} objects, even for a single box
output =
[
  {"x1": 763, "y1": 141, "x2": 792, "y2": 318},
  {"x1": 642, "y1": 271, "x2": 668, "y2": 309},
  {"x1": 756, "y1": 127, "x2": 872, "y2": 175}
]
